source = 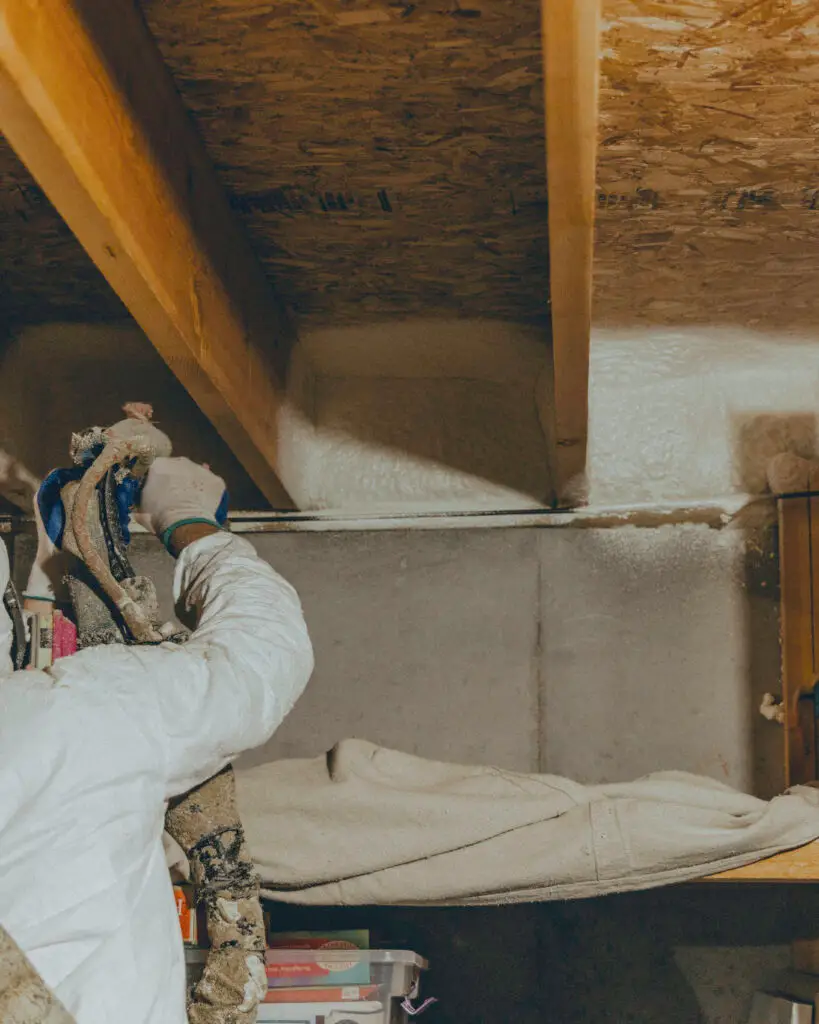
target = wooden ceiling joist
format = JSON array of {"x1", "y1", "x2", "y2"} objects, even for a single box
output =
[
  {"x1": 541, "y1": 0, "x2": 600, "y2": 505},
  {"x1": 0, "y1": 0, "x2": 294, "y2": 505}
]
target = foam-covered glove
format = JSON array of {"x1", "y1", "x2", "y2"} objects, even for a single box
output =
[
  {"x1": 107, "y1": 405, "x2": 173, "y2": 459},
  {"x1": 136, "y1": 457, "x2": 229, "y2": 549},
  {"x1": 36, "y1": 407, "x2": 173, "y2": 555}
]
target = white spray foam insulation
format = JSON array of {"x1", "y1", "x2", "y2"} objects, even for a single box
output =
[
  {"x1": 5, "y1": 321, "x2": 819, "y2": 513},
  {"x1": 278, "y1": 319, "x2": 555, "y2": 512},
  {"x1": 587, "y1": 327, "x2": 819, "y2": 509}
]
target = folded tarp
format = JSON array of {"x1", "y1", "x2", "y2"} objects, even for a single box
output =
[{"x1": 235, "y1": 739, "x2": 819, "y2": 906}]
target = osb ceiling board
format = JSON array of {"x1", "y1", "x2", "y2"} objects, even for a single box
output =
[
  {"x1": 139, "y1": 0, "x2": 549, "y2": 324},
  {"x1": 595, "y1": 0, "x2": 819, "y2": 330},
  {"x1": 0, "y1": 139, "x2": 127, "y2": 326}
]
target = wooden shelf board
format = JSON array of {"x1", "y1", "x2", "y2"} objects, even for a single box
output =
[{"x1": 706, "y1": 841, "x2": 819, "y2": 883}]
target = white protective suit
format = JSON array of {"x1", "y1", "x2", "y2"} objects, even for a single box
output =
[{"x1": 0, "y1": 532, "x2": 314, "y2": 1024}]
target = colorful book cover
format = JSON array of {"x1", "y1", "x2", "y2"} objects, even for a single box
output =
[
  {"x1": 174, "y1": 884, "x2": 197, "y2": 945},
  {"x1": 266, "y1": 931, "x2": 370, "y2": 988}
]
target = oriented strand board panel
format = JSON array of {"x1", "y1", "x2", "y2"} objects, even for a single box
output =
[
  {"x1": 2, "y1": 1, "x2": 548, "y2": 327},
  {"x1": 595, "y1": 0, "x2": 819, "y2": 329},
  {"x1": 138, "y1": 0, "x2": 549, "y2": 324},
  {"x1": 0, "y1": 0, "x2": 296, "y2": 503},
  {"x1": 0, "y1": 140, "x2": 126, "y2": 324}
]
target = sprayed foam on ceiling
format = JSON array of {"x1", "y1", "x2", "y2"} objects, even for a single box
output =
[{"x1": 2, "y1": 320, "x2": 818, "y2": 516}]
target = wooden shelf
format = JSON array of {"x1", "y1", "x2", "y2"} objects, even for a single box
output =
[
  {"x1": 701, "y1": 493, "x2": 819, "y2": 882},
  {"x1": 706, "y1": 841, "x2": 819, "y2": 883}
]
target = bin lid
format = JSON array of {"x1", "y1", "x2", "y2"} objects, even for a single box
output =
[{"x1": 265, "y1": 949, "x2": 427, "y2": 969}]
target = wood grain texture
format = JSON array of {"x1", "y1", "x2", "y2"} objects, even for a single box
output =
[
  {"x1": 707, "y1": 839, "x2": 819, "y2": 882},
  {"x1": 137, "y1": 0, "x2": 550, "y2": 326},
  {"x1": 0, "y1": 141, "x2": 126, "y2": 327},
  {"x1": 0, "y1": 0, "x2": 294, "y2": 504},
  {"x1": 542, "y1": 0, "x2": 599, "y2": 502},
  {"x1": 595, "y1": 0, "x2": 819, "y2": 329},
  {"x1": 2, "y1": 0, "x2": 552, "y2": 322}
]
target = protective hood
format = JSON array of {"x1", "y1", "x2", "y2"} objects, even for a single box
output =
[{"x1": 0, "y1": 539, "x2": 12, "y2": 675}]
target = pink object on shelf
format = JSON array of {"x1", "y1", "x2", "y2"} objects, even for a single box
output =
[{"x1": 52, "y1": 611, "x2": 78, "y2": 659}]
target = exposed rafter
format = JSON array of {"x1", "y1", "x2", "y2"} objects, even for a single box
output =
[
  {"x1": 541, "y1": 0, "x2": 600, "y2": 505},
  {"x1": 0, "y1": 0, "x2": 294, "y2": 505}
]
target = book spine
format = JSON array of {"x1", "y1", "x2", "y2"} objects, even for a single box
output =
[{"x1": 262, "y1": 985, "x2": 379, "y2": 1005}]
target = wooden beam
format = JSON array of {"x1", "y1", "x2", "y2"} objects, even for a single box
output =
[
  {"x1": 780, "y1": 495, "x2": 819, "y2": 786},
  {"x1": 0, "y1": 0, "x2": 294, "y2": 506},
  {"x1": 541, "y1": 0, "x2": 600, "y2": 505}
]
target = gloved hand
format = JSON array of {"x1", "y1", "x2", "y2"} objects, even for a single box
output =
[
  {"x1": 107, "y1": 406, "x2": 173, "y2": 459},
  {"x1": 136, "y1": 457, "x2": 229, "y2": 548},
  {"x1": 34, "y1": 408, "x2": 172, "y2": 559}
]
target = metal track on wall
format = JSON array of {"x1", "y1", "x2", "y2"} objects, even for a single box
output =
[{"x1": 0, "y1": 495, "x2": 766, "y2": 537}]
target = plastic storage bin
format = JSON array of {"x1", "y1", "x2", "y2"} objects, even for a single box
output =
[
  {"x1": 184, "y1": 948, "x2": 207, "y2": 995},
  {"x1": 259, "y1": 949, "x2": 428, "y2": 1024}
]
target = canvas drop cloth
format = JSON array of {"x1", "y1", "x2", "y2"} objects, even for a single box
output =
[{"x1": 235, "y1": 740, "x2": 819, "y2": 906}]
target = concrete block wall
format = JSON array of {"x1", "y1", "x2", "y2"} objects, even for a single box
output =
[
  {"x1": 8, "y1": 521, "x2": 802, "y2": 1022},
  {"x1": 232, "y1": 524, "x2": 782, "y2": 798}
]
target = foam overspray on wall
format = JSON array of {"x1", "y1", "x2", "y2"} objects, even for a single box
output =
[{"x1": 587, "y1": 327, "x2": 819, "y2": 509}]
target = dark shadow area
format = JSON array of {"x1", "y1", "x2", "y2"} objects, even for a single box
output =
[
  {"x1": 0, "y1": 140, "x2": 127, "y2": 326},
  {"x1": 542, "y1": 885, "x2": 819, "y2": 1024},
  {"x1": 731, "y1": 411, "x2": 818, "y2": 797},
  {"x1": 0, "y1": 324, "x2": 278, "y2": 510},
  {"x1": 262, "y1": 885, "x2": 819, "y2": 1024},
  {"x1": 262, "y1": 903, "x2": 546, "y2": 1024},
  {"x1": 305, "y1": 367, "x2": 554, "y2": 505},
  {"x1": 742, "y1": 519, "x2": 784, "y2": 799},
  {"x1": 0, "y1": 312, "x2": 556, "y2": 512}
]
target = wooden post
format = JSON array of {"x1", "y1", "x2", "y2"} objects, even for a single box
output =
[
  {"x1": 541, "y1": 0, "x2": 600, "y2": 504},
  {"x1": 779, "y1": 495, "x2": 818, "y2": 786}
]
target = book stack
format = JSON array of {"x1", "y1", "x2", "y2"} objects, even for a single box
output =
[
  {"x1": 174, "y1": 884, "x2": 200, "y2": 946},
  {"x1": 260, "y1": 931, "x2": 382, "y2": 1024},
  {"x1": 179, "y1": 915, "x2": 429, "y2": 1023},
  {"x1": 179, "y1": 885, "x2": 210, "y2": 996}
]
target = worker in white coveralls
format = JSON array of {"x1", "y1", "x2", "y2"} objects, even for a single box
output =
[{"x1": 0, "y1": 456, "x2": 315, "y2": 1024}]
